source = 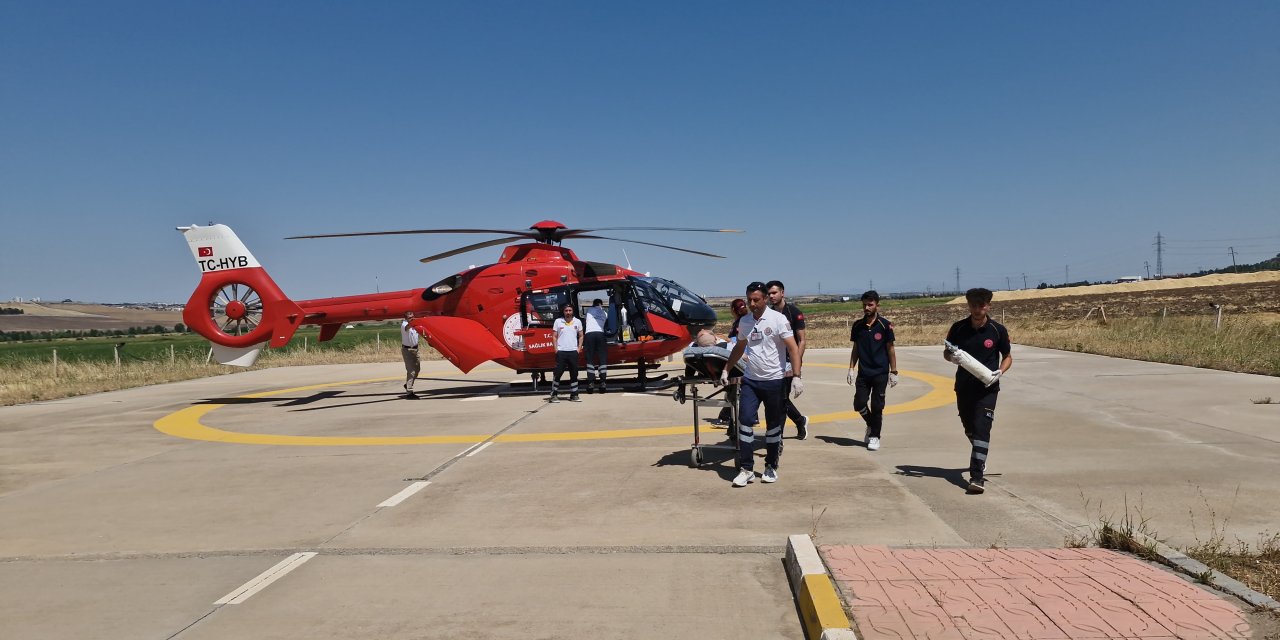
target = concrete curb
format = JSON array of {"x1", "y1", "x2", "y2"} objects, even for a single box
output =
[
  {"x1": 785, "y1": 534, "x2": 857, "y2": 640},
  {"x1": 1132, "y1": 534, "x2": 1280, "y2": 612}
]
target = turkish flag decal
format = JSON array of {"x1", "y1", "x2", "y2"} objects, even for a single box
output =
[{"x1": 198, "y1": 247, "x2": 213, "y2": 257}]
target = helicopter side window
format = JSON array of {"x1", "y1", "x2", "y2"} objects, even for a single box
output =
[
  {"x1": 523, "y1": 290, "x2": 568, "y2": 328},
  {"x1": 648, "y1": 277, "x2": 705, "y2": 310}
]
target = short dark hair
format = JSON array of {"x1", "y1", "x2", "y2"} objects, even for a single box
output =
[
  {"x1": 592, "y1": 299, "x2": 602, "y2": 306},
  {"x1": 965, "y1": 288, "x2": 993, "y2": 305},
  {"x1": 746, "y1": 281, "x2": 767, "y2": 294},
  {"x1": 860, "y1": 290, "x2": 879, "y2": 302},
  {"x1": 766, "y1": 280, "x2": 784, "y2": 292}
]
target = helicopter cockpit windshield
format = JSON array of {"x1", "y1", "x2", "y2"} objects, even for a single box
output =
[{"x1": 630, "y1": 276, "x2": 716, "y2": 333}]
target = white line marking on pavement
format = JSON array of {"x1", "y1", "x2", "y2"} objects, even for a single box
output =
[
  {"x1": 377, "y1": 481, "x2": 430, "y2": 507},
  {"x1": 460, "y1": 395, "x2": 499, "y2": 401},
  {"x1": 622, "y1": 392, "x2": 665, "y2": 397},
  {"x1": 466, "y1": 442, "x2": 493, "y2": 457},
  {"x1": 215, "y1": 552, "x2": 317, "y2": 605}
]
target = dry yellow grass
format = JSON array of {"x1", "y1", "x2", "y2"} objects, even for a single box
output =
[{"x1": 946, "y1": 271, "x2": 1280, "y2": 304}]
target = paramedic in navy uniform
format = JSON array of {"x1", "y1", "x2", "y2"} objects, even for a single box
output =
[
  {"x1": 583, "y1": 299, "x2": 609, "y2": 393},
  {"x1": 847, "y1": 290, "x2": 897, "y2": 451},
  {"x1": 766, "y1": 281, "x2": 810, "y2": 439},
  {"x1": 944, "y1": 288, "x2": 1012, "y2": 494},
  {"x1": 721, "y1": 282, "x2": 802, "y2": 487}
]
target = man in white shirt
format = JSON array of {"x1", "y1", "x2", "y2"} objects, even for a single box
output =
[
  {"x1": 721, "y1": 282, "x2": 802, "y2": 486},
  {"x1": 400, "y1": 311, "x2": 420, "y2": 398},
  {"x1": 550, "y1": 304, "x2": 584, "y2": 403},
  {"x1": 583, "y1": 299, "x2": 609, "y2": 393}
]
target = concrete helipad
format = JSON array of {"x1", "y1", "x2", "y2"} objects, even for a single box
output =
[{"x1": 1, "y1": 346, "x2": 1277, "y2": 639}]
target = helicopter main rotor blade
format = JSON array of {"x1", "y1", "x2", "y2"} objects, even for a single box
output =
[
  {"x1": 572, "y1": 235, "x2": 727, "y2": 259},
  {"x1": 418, "y1": 237, "x2": 528, "y2": 264},
  {"x1": 286, "y1": 228, "x2": 538, "y2": 240},
  {"x1": 568, "y1": 227, "x2": 744, "y2": 234}
]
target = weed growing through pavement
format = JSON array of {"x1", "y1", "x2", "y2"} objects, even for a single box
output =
[{"x1": 810, "y1": 504, "x2": 828, "y2": 539}]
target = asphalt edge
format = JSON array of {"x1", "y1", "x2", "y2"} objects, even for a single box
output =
[
  {"x1": 1130, "y1": 533, "x2": 1280, "y2": 612},
  {"x1": 785, "y1": 534, "x2": 857, "y2": 640}
]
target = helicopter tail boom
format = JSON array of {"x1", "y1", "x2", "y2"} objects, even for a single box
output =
[{"x1": 178, "y1": 224, "x2": 304, "y2": 359}]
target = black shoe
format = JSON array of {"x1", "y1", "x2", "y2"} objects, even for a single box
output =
[
  {"x1": 597, "y1": 385, "x2": 607, "y2": 394},
  {"x1": 569, "y1": 394, "x2": 582, "y2": 402},
  {"x1": 966, "y1": 479, "x2": 986, "y2": 494},
  {"x1": 796, "y1": 416, "x2": 809, "y2": 440}
]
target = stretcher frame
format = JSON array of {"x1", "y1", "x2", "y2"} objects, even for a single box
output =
[{"x1": 672, "y1": 376, "x2": 740, "y2": 467}]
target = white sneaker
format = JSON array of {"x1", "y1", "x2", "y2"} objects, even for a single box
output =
[
  {"x1": 867, "y1": 437, "x2": 881, "y2": 451},
  {"x1": 762, "y1": 466, "x2": 778, "y2": 483},
  {"x1": 732, "y1": 469, "x2": 754, "y2": 487}
]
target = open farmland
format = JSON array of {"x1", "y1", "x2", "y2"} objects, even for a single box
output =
[{"x1": 0, "y1": 303, "x2": 183, "y2": 333}]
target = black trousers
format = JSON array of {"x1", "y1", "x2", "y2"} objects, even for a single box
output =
[
  {"x1": 583, "y1": 332, "x2": 607, "y2": 385},
  {"x1": 781, "y1": 377, "x2": 804, "y2": 426},
  {"x1": 854, "y1": 373, "x2": 889, "y2": 438},
  {"x1": 956, "y1": 385, "x2": 999, "y2": 482},
  {"x1": 552, "y1": 350, "x2": 579, "y2": 395}
]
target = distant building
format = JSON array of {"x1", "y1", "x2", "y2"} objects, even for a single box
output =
[{"x1": 1117, "y1": 276, "x2": 1143, "y2": 283}]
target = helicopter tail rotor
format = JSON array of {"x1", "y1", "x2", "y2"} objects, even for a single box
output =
[{"x1": 177, "y1": 224, "x2": 304, "y2": 360}]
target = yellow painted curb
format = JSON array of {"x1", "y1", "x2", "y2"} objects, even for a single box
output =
[{"x1": 800, "y1": 573, "x2": 851, "y2": 640}]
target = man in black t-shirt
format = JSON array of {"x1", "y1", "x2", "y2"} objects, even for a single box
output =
[
  {"x1": 847, "y1": 290, "x2": 897, "y2": 451},
  {"x1": 767, "y1": 280, "x2": 809, "y2": 440},
  {"x1": 944, "y1": 288, "x2": 1013, "y2": 494}
]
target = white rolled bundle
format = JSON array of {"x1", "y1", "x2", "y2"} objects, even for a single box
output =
[{"x1": 944, "y1": 340, "x2": 998, "y2": 387}]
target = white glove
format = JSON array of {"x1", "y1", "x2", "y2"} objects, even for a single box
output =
[
  {"x1": 888, "y1": 372, "x2": 899, "y2": 388},
  {"x1": 791, "y1": 377, "x2": 804, "y2": 399},
  {"x1": 846, "y1": 369, "x2": 855, "y2": 385},
  {"x1": 985, "y1": 369, "x2": 1002, "y2": 387},
  {"x1": 718, "y1": 369, "x2": 729, "y2": 387}
]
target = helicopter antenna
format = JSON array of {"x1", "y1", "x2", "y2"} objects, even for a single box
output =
[{"x1": 622, "y1": 249, "x2": 632, "y2": 270}]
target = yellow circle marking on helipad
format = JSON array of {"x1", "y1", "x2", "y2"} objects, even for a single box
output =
[{"x1": 153, "y1": 363, "x2": 954, "y2": 446}]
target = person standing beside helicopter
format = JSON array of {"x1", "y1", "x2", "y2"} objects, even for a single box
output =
[
  {"x1": 583, "y1": 298, "x2": 609, "y2": 393},
  {"x1": 400, "y1": 311, "x2": 420, "y2": 398},
  {"x1": 550, "y1": 304, "x2": 585, "y2": 403}
]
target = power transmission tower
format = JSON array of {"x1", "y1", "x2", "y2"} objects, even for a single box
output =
[
  {"x1": 1154, "y1": 232, "x2": 1164, "y2": 277},
  {"x1": 1021, "y1": 273, "x2": 1027, "y2": 289},
  {"x1": 1006, "y1": 276, "x2": 1011, "y2": 290},
  {"x1": 1065, "y1": 265, "x2": 1069, "y2": 284},
  {"x1": 1144, "y1": 261, "x2": 1150, "y2": 279},
  {"x1": 955, "y1": 267, "x2": 960, "y2": 292},
  {"x1": 1229, "y1": 247, "x2": 1237, "y2": 272}
]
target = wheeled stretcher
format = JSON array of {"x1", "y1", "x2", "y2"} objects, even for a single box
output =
[{"x1": 672, "y1": 345, "x2": 743, "y2": 467}]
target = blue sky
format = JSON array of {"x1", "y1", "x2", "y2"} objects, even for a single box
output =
[{"x1": 2, "y1": 1, "x2": 1277, "y2": 303}]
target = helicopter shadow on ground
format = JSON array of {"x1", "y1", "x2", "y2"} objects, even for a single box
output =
[{"x1": 894, "y1": 465, "x2": 971, "y2": 491}]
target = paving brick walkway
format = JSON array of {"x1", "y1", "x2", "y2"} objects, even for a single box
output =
[{"x1": 820, "y1": 545, "x2": 1253, "y2": 639}]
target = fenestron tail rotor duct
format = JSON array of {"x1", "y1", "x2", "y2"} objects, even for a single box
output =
[{"x1": 208, "y1": 282, "x2": 264, "y2": 338}]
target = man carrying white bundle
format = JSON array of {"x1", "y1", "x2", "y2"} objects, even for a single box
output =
[{"x1": 944, "y1": 288, "x2": 1012, "y2": 495}]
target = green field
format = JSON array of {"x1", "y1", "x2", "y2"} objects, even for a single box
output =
[{"x1": 0, "y1": 322, "x2": 402, "y2": 364}]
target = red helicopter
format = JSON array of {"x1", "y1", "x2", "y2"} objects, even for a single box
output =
[{"x1": 177, "y1": 221, "x2": 738, "y2": 386}]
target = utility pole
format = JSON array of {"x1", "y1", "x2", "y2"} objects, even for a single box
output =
[
  {"x1": 1021, "y1": 273, "x2": 1027, "y2": 289},
  {"x1": 1065, "y1": 265, "x2": 1069, "y2": 284},
  {"x1": 1229, "y1": 247, "x2": 1238, "y2": 272},
  {"x1": 955, "y1": 267, "x2": 960, "y2": 292},
  {"x1": 869, "y1": 279, "x2": 873, "y2": 291},
  {"x1": 1144, "y1": 261, "x2": 1151, "y2": 279},
  {"x1": 1005, "y1": 276, "x2": 1011, "y2": 290},
  {"x1": 1157, "y1": 232, "x2": 1167, "y2": 277}
]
